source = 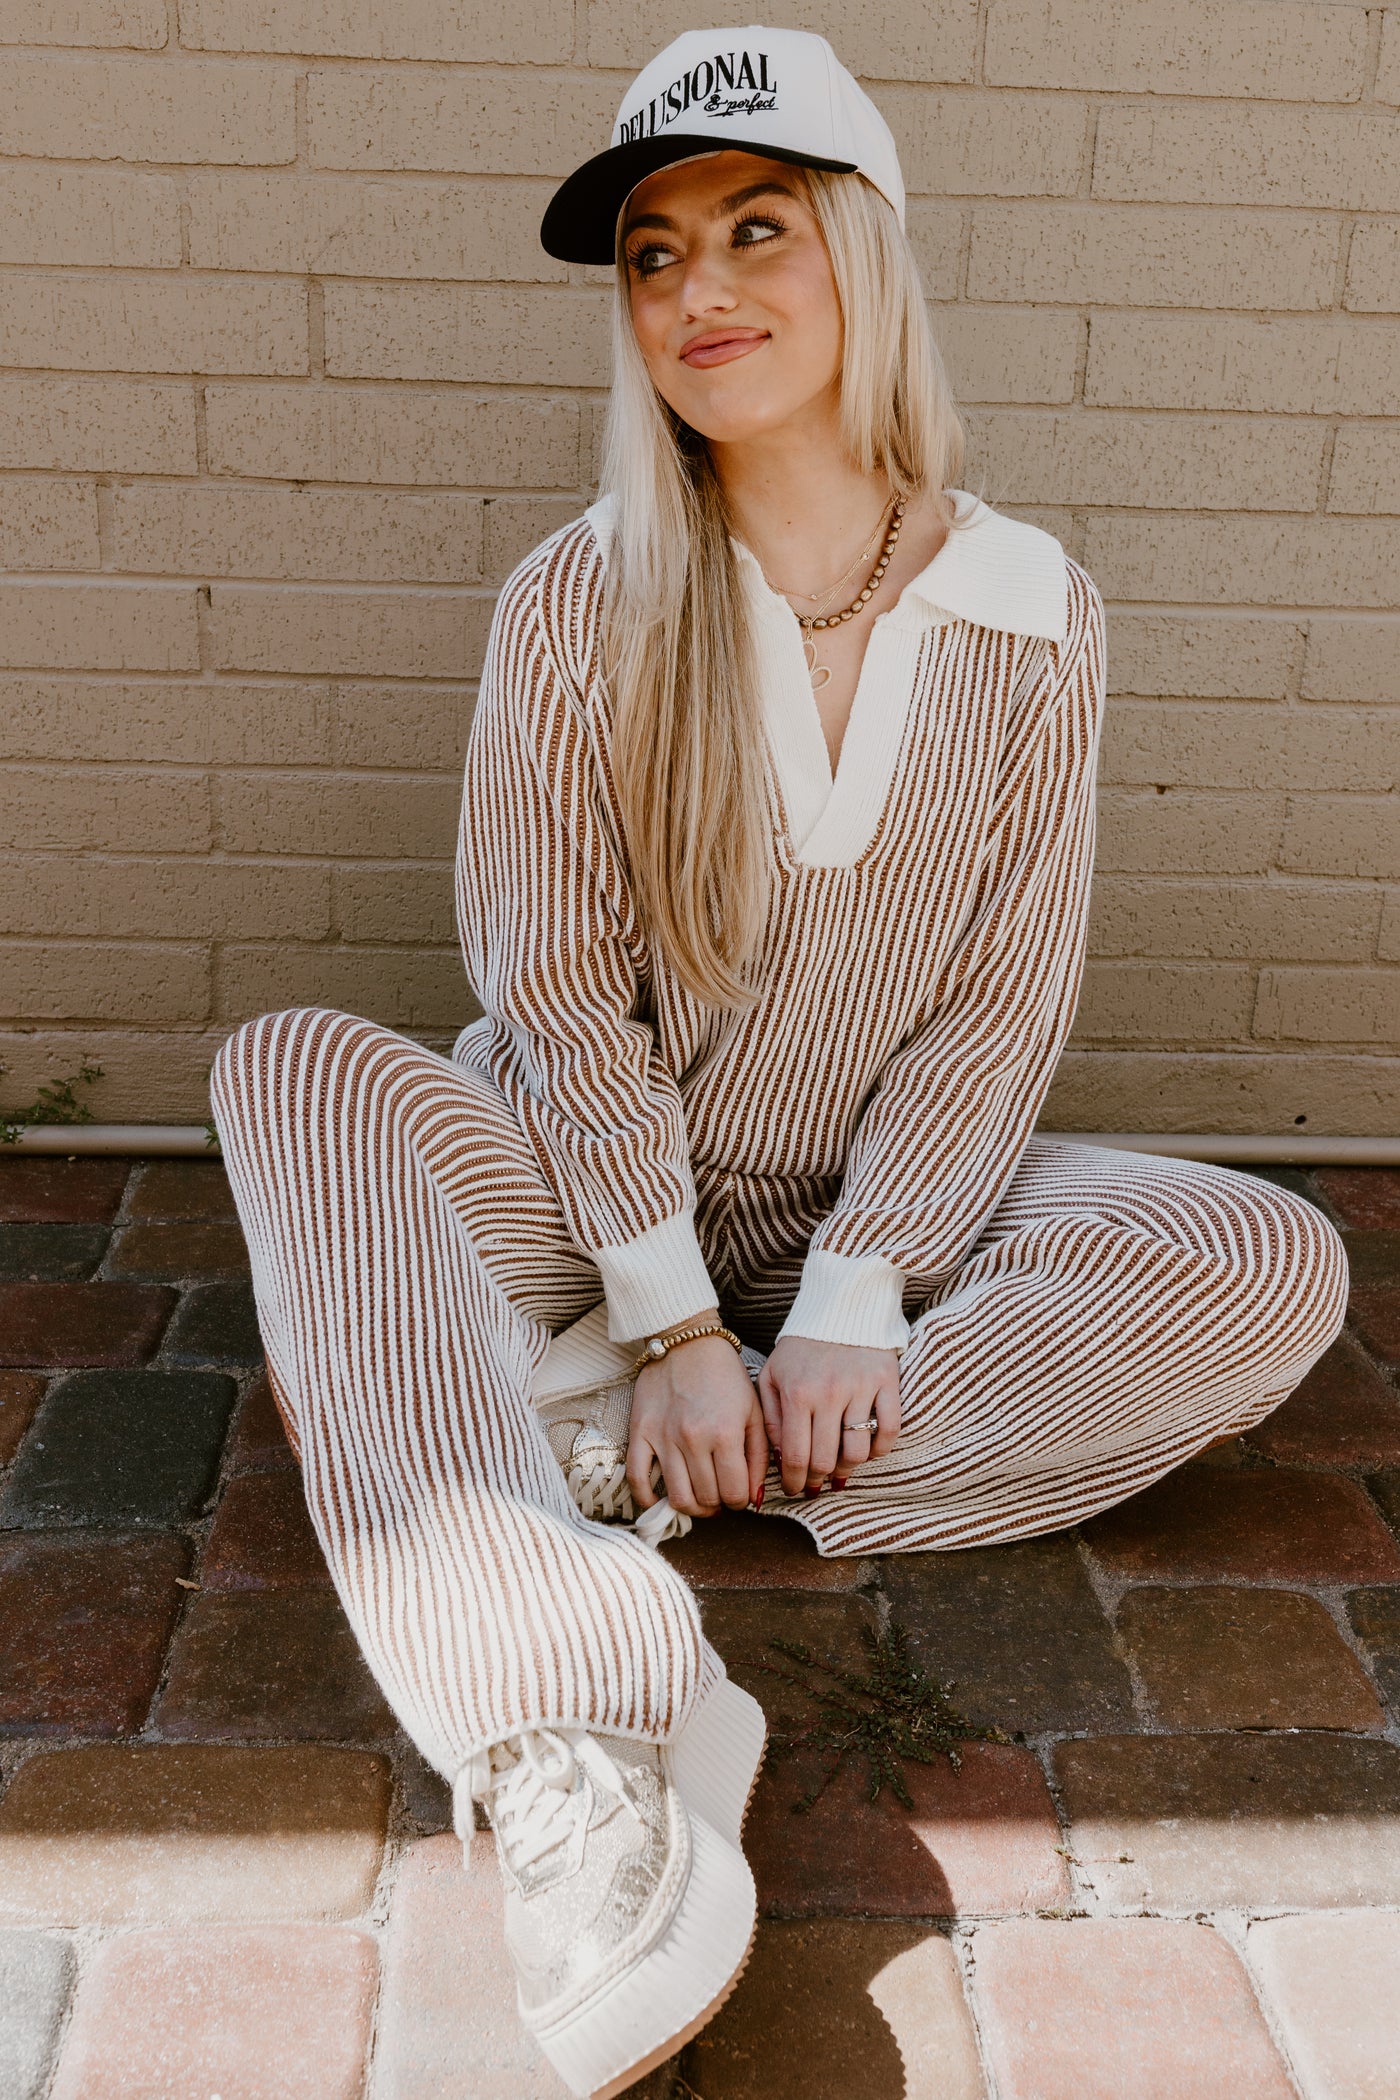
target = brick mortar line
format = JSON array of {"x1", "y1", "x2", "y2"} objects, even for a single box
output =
[
  {"x1": 1311, "y1": 1578, "x2": 1400, "y2": 1748},
  {"x1": 0, "y1": 574, "x2": 508, "y2": 589},
  {"x1": 1228, "y1": 1914, "x2": 1313, "y2": 2100},
  {"x1": 947, "y1": 1918, "x2": 1005, "y2": 2100},
  {"x1": 0, "y1": 387, "x2": 1393, "y2": 419},
  {"x1": 973, "y1": 0, "x2": 991, "y2": 91},
  {"x1": 6, "y1": 589, "x2": 1390, "y2": 618},
  {"x1": 32, "y1": 1918, "x2": 99, "y2": 2100},
  {"x1": 1362, "y1": 1, "x2": 1389, "y2": 99},
  {"x1": 8, "y1": 170, "x2": 1398, "y2": 219},
  {"x1": 2, "y1": 259, "x2": 1394, "y2": 317},
  {"x1": 6, "y1": 50, "x2": 1394, "y2": 107},
  {"x1": 48, "y1": 482, "x2": 605, "y2": 497},
  {"x1": 90, "y1": 479, "x2": 113, "y2": 570}
]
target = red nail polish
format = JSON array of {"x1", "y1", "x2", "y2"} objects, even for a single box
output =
[
  {"x1": 753, "y1": 1484, "x2": 765, "y2": 1510},
  {"x1": 833, "y1": 1476, "x2": 849, "y2": 1490},
  {"x1": 803, "y1": 1485, "x2": 821, "y2": 1499}
]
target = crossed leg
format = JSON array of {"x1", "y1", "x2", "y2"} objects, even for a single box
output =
[
  {"x1": 212, "y1": 1007, "x2": 718, "y2": 1782},
  {"x1": 213, "y1": 1010, "x2": 1349, "y2": 1754},
  {"x1": 741, "y1": 1137, "x2": 1348, "y2": 1555}
]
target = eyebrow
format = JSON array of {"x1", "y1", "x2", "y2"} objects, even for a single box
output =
[{"x1": 623, "y1": 179, "x2": 798, "y2": 236}]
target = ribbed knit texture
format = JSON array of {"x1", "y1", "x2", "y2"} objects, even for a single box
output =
[
  {"x1": 458, "y1": 494, "x2": 1105, "y2": 1348},
  {"x1": 210, "y1": 498, "x2": 1350, "y2": 1776}
]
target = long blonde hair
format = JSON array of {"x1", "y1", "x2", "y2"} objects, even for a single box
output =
[{"x1": 600, "y1": 167, "x2": 965, "y2": 1010}]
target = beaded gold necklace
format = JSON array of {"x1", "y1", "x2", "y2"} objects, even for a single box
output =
[{"x1": 762, "y1": 499, "x2": 907, "y2": 692}]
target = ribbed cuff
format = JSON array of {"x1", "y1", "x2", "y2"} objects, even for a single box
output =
[
  {"x1": 591, "y1": 1210, "x2": 718, "y2": 1343},
  {"x1": 777, "y1": 1249, "x2": 910, "y2": 1352}
]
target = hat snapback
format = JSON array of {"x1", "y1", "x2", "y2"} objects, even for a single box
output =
[{"x1": 540, "y1": 25, "x2": 905, "y2": 265}]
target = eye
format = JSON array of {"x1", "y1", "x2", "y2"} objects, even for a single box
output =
[
  {"x1": 625, "y1": 239, "x2": 679, "y2": 280},
  {"x1": 732, "y1": 211, "x2": 786, "y2": 249}
]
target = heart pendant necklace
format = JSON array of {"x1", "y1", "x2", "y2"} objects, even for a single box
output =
[
  {"x1": 802, "y1": 633, "x2": 832, "y2": 691},
  {"x1": 763, "y1": 497, "x2": 907, "y2": 693}
]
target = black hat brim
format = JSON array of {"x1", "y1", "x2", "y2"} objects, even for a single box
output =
[{"x1": 540, "y1": 134, "x2": 857, "y2": 266}]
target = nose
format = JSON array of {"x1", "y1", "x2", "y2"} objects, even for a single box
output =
[{"x1": 679, "y1": 238, "x2": 739, "y2": 322}]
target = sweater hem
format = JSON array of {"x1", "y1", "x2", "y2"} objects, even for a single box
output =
[
  {"x1": 776, "y1": 1250, "x2": 911, "y2": 1352},
  {"x1": 591, "y1": 1210, "x2": 718, "y2": 1343}
]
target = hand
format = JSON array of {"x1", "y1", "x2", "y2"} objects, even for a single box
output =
[
  {"x1": 626, "y1": 1322, "x2": 769, "y2": 1520},
  {"x1": 759, "y1": 1335, "x2": 901, "y2": 1498}
]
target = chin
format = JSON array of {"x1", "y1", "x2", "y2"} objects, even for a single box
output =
[
  {"x1": 673, "y1": 392, "x2": 807, "y2": 448},
  {"x1": 665, "y1": 360, "x2": 836, "y2": 450}
]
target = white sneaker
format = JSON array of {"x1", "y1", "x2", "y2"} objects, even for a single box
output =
[{"x1": 456, "y1": 1721, "x2": 756, "y2": 2098}]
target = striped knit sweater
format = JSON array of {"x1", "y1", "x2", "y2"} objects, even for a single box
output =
[{"x1": 456, "y1": 487, "x2": 1107, "y2": 1353}]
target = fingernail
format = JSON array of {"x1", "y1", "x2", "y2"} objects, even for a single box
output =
[
  {"x1": 803, "y1": 1485, "x2": 821, "y2": 1499},
  {"x1": 833, "y1": 1476, "x2": 849, "y2": 1490},
  {"x1": 753, "y1": 1484, "x2": 765, "y2": 1510}
]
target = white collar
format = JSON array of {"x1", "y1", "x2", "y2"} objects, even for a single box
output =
[
  {"x1": 586, "y1": 486, "x2": 1069, "y2": 643},
  {"x1": 894, "y1": 487, "x2": 1068, "y2": 641}
]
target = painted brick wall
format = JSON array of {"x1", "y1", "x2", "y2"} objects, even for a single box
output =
[{"x1": 2, "y1": 0, "x2": 1397, "y2": 1132}]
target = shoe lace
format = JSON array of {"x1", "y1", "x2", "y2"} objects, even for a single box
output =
[
  {"x1": 456, "y1": 1727, "x2": 581, "y2": 1869},
  {"x1": 567, "y1": 1450, "x2": 692, "y2": 1549}
]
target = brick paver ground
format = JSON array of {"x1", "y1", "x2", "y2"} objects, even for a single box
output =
[{"x1": 1, "y1": 1156, "x2": 1398, "y2": 2096}]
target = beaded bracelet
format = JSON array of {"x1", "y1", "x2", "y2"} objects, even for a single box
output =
[{"x1": 629, "y1": 1320, "x2": 744, "y2": 1381}]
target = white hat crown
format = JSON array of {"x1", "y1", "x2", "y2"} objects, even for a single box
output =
[
  {"x1": 539, "y1": 23, "x2": 905, "y2": 260},
  {"x1": 611, "y1": 26, "x2": 905, "y2": 226}
]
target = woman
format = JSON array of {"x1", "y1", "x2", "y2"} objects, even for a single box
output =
[{"x1": 212, "y1": 27, "x2": 1348, "y2": 2097}]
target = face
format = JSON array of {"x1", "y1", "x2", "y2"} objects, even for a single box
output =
[{"x1": 620, "y1": 150, "x2": 844, "y2": 448}]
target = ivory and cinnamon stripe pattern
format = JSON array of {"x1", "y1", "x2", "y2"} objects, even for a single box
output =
[
  {"x1": 213, "y1": 1006, "x2": 721, "y2": 1781},
  {"x1": 457, "y1": 506, "x2": 1122, "y2": 1351},
  {"x1": 211, "y1": 510, "x2": 1348, "y2": 1774}
]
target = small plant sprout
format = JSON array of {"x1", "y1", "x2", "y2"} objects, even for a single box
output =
[
  {"x1": 760, "y1": 1620, "x2": 1010, "y2": 1813},
  {"x1": 0, "y1": 1060, "x2": 105, "y2": 1146}
]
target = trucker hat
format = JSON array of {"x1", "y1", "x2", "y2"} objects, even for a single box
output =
[{"x1": 540, "y1": 25, "x2": 905, "y2": 265}]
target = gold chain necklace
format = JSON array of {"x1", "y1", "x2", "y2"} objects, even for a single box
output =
[
  {"x1": 763, "y1": 497, "x2": 893, "y2": 613},
  {"x1": 763, "y1": 499, "x2": 907, "y2": 693}
]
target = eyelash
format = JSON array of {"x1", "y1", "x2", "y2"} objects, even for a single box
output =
[
  {"x1": 732, "y1": 209, "x2": 788, "y2": 245},
  {"x1": 625, "y1": 210, "x2": 789, "y2": 279}
]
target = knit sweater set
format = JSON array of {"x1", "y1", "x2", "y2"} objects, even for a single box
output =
[{"x1": 213, "y1": 491, "x2": 1347, "y2": 1778}]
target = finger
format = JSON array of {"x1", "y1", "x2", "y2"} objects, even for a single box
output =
[
  {"x1": 676, "y1": 1442, "x2": 723, "y2": 1518},
  {"x1": 714, "y1": 1430, "x2": 753, "y2": 1512},
  {"x1": 832, "y1": 1412, "x2": 873, "y2": 1485},
  {"x1": 780, "y1": 1402, "x2": 813, "y2": 1498},
  {"x1": 625, "y1": 1436, "x2": 660, "y2": 1510},
  {"x1": 744, "y1": 1402, "x2": 770, "y2": 1507},
  {"x1": 870, "y1": 1380, "x2": 902, "y2": 1459},
  {"x1": 757, "y1": 1362, "x2": 783, "y2": 1454},
  {"x1": 657, "y1": 1445, "x2": 702, "y2": 1519},
  {"x1": 807, "y1": 1399, "x2": 845, "y2": 1484}
]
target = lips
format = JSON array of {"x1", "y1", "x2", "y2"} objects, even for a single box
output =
[{"x1": 679, "y1": 329, "x2": 768, "y2": 369}]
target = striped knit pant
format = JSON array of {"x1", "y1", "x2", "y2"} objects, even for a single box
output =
[{"x1": 211, "y1": 1007, "x2": 1348, "y2": 1784}]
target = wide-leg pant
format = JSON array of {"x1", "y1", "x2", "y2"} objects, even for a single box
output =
[{"x1": 211, "y1": 1007, "x2": 1348, "y2": 1785}]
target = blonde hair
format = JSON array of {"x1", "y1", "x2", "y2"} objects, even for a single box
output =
[{"x1": 600, "y1": 167, "x2": 965, "y2": 1010}]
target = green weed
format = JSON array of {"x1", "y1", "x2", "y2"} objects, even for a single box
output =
[
  {"x1": 0, "y1": 1060, "x2": 105, "y2": 1146},
  {"x1": 761, "y1": 1621, "x2": 1009, "y2": 1813}
]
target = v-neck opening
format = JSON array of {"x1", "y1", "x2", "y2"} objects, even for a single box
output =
[
  {"x1": 577, "y1": 485, "x2": 1072, "y2": 871},
  {"x1": 744, "y1": 558, "x2": 938, "y2": 872}
]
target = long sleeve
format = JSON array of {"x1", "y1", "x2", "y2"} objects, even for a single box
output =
[
  {"x1": 778, "y1": 562, "x2": 1107, "y2": 1352},
  {"x1": 456, "y1": 532, "x2": 716, "y2": 1342}
]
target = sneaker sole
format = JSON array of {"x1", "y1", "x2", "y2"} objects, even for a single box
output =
[
  {"x1": 669, "y1": 1674, "x2": 767, "y2": 1849},
  {"x1": 591, "y1": 1916, "x2": 756, "y2": 2100},
  {"x1": 532, "y1": 1806, "x2": 756, "y2": 2100}
]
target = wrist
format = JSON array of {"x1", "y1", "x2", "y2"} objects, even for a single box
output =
[
  {"x1": 630, "y1": 1314, "x2": 741, "y2": 1382},
  {"x1": 633, "y1": 1302, "x2": 722, "y2": 1352}
]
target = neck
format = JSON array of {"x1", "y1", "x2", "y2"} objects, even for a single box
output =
[{"x1": 707, "y1": 408, "x2": 894, "y2": 598}]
